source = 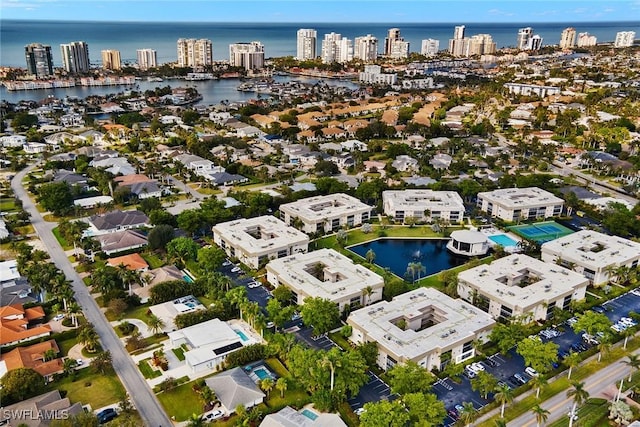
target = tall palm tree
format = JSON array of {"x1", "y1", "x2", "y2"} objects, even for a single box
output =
[
  {"x1": 406, "y1": 261, "x2": 426, "y2": 283},
  {"x1": 459, "y1": 402, "x2": 478, "y2": 427},
  {"x1": 624, "y1": 354, "x2": 640, "y2": 382},
  {"x1": 276, "y1": 377, "x2": 288, "y2": 398},
  {"x1": 321, "y1": 348, "x2": 342, "y2": 391},
  {"x1": 564, "y1": 351, "x2": 581, "y2": 380},
  {"x1": 362, "y1": 286, "x2": 374, "y2": 306},
  {"x1": 68, "y1": 301, "x2": 81, "y2": 327},
  {"x1": 494, "y1": 383, "x2": 514, "y2": 418},
  {"x1": 621, "y1": 327, "x2": 635, "y2": 350},
  {"x1": 567, "y1": 381, "x2": 589, "y2": 427},
  {"x1": 531, "y1": 404, "x2": 550, "y2": 427},
  {"x1": 260, "y1": 377, "x2": 274, "y2": 399},
  {"x1": 597, "y1": 335, "x2": 611, "y2": 362},
  {"x1": 186, "y1": 413, "x2": 205, "y2": 427},
  {"x1": 530, "y1": 375, "x2": 548, "y2": 399},
  {"x1": 147, "y1": 314, "x2": 165, "y2": 335},
  {"x1": 79, "y1": 324, "x2": 100, "y2": 353}
]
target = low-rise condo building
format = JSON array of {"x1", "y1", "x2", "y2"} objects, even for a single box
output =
[
  {"x1": 266, "y1": 248, "x2": 383, "y2": 312},
  {"x1": 279, "y1": 193, "x2": 372, "y2": 234},
  {"x1": 212, "y1": 216, "x2": 309, "y2": 269},
  {"x1": 347, "y1": 288, "x2": 495, "y2": 371},
  {"x1": 457, "y1": 254, "x2": 588, "y2": 321},
  {"x1": 382, "y1": 190, "x2": 465, "y2": 223},
  {"x1": 476, "y1": 187, "x2": 564, "y2": 222},
  {"x1": 541, "y1": 230, "x2": 640, "y2": 286}
]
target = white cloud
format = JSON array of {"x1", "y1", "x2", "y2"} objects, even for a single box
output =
[{"x1": 487, "y1": 8, "x2": 514, "y2": 16}]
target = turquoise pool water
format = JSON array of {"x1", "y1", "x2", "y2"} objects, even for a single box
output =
[
  {"x1": 235, "y1": 330, "x2": 249, "y2": 341},
  {"x1": 301, "y1": 409, "x2": 318, "y2": 420},
  {"x1": 183, "y1": 275, "x2": 194, "y2": 283},
  {"x1": 488, "y1": 234, "x2": 518, "y2": 247},
  {"x1": 254, "y1": 367, "x2": 270, "y2": 380}
]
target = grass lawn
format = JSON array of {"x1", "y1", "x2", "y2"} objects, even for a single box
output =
[
  {"x1": 107, "y1": 304, "x2": 152, "y2": 323},
  {"x1": 547, "y1": 398, "x2": 609, "y2": 427},
  {"x1": 58, "y1": 336, "x2": 79, "y2": 356},
  {"x1": 172, "y1": 347, "x2": 186, "y2": 361},
  {"x1": 138, "y1": 358, "x2": 162, "y2": 379},
  {"x1": 262, "y1": 358, "x2": 312, "y2": 411},
  {"x1": 141, "y1": 252, "x2": 165, "y2": 269},
  {"x1": 48, "y1": 367, "x2": 125, "y2": 409},
  {"x1": 52, "y1": 227, "x2": 72, "y2": 250},
  {"x1": 13, "y1": 224, "x2": 35, "y2": 236},
  {"x1": 157, "y1": 381, "x2": 203, "y2": 421},
  {"x1": 0, "y1": 198, "x2": 17, "y2": 212},
  {"x1": 328, "y1": 332, "x2": 353, "y2": 351}
]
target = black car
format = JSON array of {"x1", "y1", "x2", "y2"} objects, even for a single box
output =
[
  {"x1": 97, "y1": 408, "x2": 117, "y2": 424},
  {"x1": 592, "y1": 305, "x2": 606, "y2": 314}
]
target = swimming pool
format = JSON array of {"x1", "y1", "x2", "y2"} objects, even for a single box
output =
[
  {"x1": 254, "y1": 367, "x2": 271, "y2": 380},
  {"x1": 488, "y1": 234, "x2": 518, "y2": 247},
  {"x1": 183, "y1": 275, "x2": 194, "y2": 283},
  {"x1": 301, "y1": 409, "x2": 319, "y2": 420},
  {"x1": 235, "y1": 330, "x2": 249, "y2": 342}
]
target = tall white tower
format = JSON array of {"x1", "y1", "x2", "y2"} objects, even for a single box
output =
[{"x1": 296, "y1": 29, "x2": 317, "y2": 60}]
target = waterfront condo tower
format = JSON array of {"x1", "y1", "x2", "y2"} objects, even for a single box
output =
[
  {"x1": 136, "y1": 49, "x2": 158, "y2": 70},
  {"x1": 229, "y1": 42, "x2": 265, "y2": 70},
  {"x1": 25, "y1": 43, "x2": 54, "y2": 78},
  {"x1": 177, "y1": 38, "x2": 213, "y2": 68},
  {"x1": 60, "y1": 41, "x2": 90, "y2": 73},
  {"x1": 577, "y1": 32, "x2": 597, "y2": 47},
  {"x1": 353, "y1": 34, "x2": 378, "y2": 62},
  {"x1": 321, "y1": 33, "x2": 353, "y2": 64},
  {"x1": 296, "y1": 29, "x2": 317, "y2": 60},
  {"x1": 421, "y1": 39, "x2": 440, "y2": 56},
  {"x1": 101, "y1": 49, "x2": 122, "y2": 70},
  {"x1": 615, "y1": 31, "x2": 636, "y2": 48},
  {"x1": 559, "y1": 27, "x2": 577, "y2": 49},
  {"x1": 517, "y1": 27, "x2": 533, "y2": 50},
  {"x1": 448, "y1": 25, "x2": 466, "y2": 56},
  {"x1": 384, "y1": 28, "x2": 409, "y2": 59}
]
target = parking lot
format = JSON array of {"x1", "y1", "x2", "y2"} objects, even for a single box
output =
[{"x1": 348, "y1": 372, "x2": 397, "y2": 411}]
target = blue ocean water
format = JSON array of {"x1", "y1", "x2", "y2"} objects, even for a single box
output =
[{"x1": 2, "y1": 20, "x2": 638, "y2": 67}]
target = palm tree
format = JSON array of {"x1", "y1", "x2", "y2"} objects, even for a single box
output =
[
  {"x1": 365, "y1": 249, "x2": 376, "y2": 264},
  {"x1": 531, "y1": 404, "x2": 550, "y2": 427},
  {"x1": 493, "y1": 419, "x2": 507, "y2": 427},
  {"x1": 624, "y1": 354, "x2": 640, "y2": 382},
  {"x1": 186, "y1": 413, "x2": 205, "y2": 427},
  {"x1": 260, "y1": 377, "x2": 274, "y2": 399},
  {"x1": 147, "y1": 314, "x2": 165, "y2": 335},
  {"x1": 78, "y1": 324, "x2": 99, "y2": 353},
  {"x1": 276, "y1": 377, "x2": 288, "y2": 398},
  {"x1": 406, "y1": 261, "x2": 426, "y2": 283},
  {"x1": 227, "y1": 287, "x2": 248, "y2": 320},
  {"x1": 621, "y1": 327, "x2": 635, "y2": 349},
  {"x1": 321, "y1": 348, "x2": 342, "y2": 391},
  {"x1": 530, "y1": 375, "x2": 548, "y2": 399},
  {"x1": 564, "y1": 351, "x2": 581, "y2": 380},
  {"x1": 494, "y1": 383, "x2": 514, "y2": 418},
  {"x1": 361, "y1": 286, "x2": 374, "y2": 306},
  {"x1": 597, "y1": 335, "x2": 611, "y2": 362},
  {"x1": 43, "y1": 348, "x2": 57, "y2": 362},
  {"x1": 567, "y1": 381, "x2": 589, "y2": 427},
  {"x1": 459, "y1": 402, "x2": 478, "y2": 427}
]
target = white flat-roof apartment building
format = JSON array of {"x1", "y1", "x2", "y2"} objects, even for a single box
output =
[
  {"x1": 382, "y1": 190, "x2": 465, "y2": 223},
  {"x1": 457, "y1": 254, "x2": 588, "y2": 322},
  {"x1": 541, "y1": 230, "x2": 640, "y2": 286},
  {"x1": 476, "y1": 187, "x2": 564, "y2": 222},
  {"x1": 279, "y1": 193, "x2": 372, "y2": 234},
  {"x1": 266, "y1": 248, "x2": 384, "y2": 312},
  {"x1": 347, "y1": 288, "x2": 495, "y2": 371},
  {"x1": 212, "y1": 216, "x2": 309, "y2": 269}
]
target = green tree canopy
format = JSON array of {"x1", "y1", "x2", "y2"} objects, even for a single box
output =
[
  {"x1": 300, "y1": 297, "x2": 340, "y2": 335},
  {"x1": 147, "y1": 224, "x2": 175, "y2": 250},
  {"x1": 387, "y1": 361, "x2": 436, "y2": 395},
  {"x1": 167, "y1": 236, "x2": 200, "y2": 265},
  {"x1": 0, "y1": 367, "x2": 45, "y2": 404},
  {"x1": 360, "y1": 400, "x2": 411, "y2": 427},
  {"x1": 37, "y1": 181, "x2": 74, "y2": 215},
  {"x1": 516, "y1": 337, "x2": 559, "y2": 374}
]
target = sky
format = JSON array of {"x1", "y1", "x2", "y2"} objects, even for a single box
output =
[{"x1": 1, "y1": 0, "x2": 639, "y2": 22}]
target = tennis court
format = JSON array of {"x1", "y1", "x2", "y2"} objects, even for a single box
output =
[{"x1": 507, "y1": 221, "x2": 574, "y2": 243}]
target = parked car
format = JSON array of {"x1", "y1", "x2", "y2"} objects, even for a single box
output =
[
  {"x1": 525, "y1": 367, "x2": 539, "y2": 377},
  {"x1": 514, "y1": 373, "x2": 529, "y2": 385},
  {"x1": 76, "y1": 359, "x2": 83, "y2": 366},
  {"x1": 247, "y1": 280, "x2": 261, "y2": 288},
  {"x1": 97, "y1": 408, "x2": 117, "y2": 424},
  {"x1": 470, "y1": 362, "x2": 485, "y2": 373},
  {"x1": 53, "y1": 314, "x2": 65, "y2": 321},
  {"x1": 620, "y1": 317, "x2": 637, "y2": 327},
  {"x1": 592, "y1": 305, "x2": 606, "y2": 314},
  {"x1": 355, "y1": 408, "x2": 366, "y2": 416},
  {"x1": 448, "y1": 409, "x2": 459, "y2": 420},
  {"x1": 497, "y1": 381, "x2": 511, "y2": 390},
  {"x1": 203, "y1": 410, "x2": 224, "y2": 421},
  {"x1": 231, "y1": 266, "x2": 242, "y2": 273}
]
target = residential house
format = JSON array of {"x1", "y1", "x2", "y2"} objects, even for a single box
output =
[
  {"x1": 96, "y1": 229, "x2": 148, "y2": 256},
  {"x1": 107, "y1": 253, "x2": 150, "y2": 272},
  {"x1": 86, "y1": 210, "x2": 150, "y2": 236},
  {"x1": 0, "y1": 390, "x2": 84, "y2": 427},
  {"x1": 0, "y1": 340, "x2": 63, "y2": 382},
  {"x1": 205, "y1": 367, "x2": 265, "y2": 413},
  {"x1": 391, "y1": 155, "x2": 418, "y2": 172},
  {"x1": 0, "y1": 304, "x2": 51, "y2": 347}
]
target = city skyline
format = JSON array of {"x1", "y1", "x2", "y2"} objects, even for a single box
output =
[{"x1": 1, "y1": 0, "x2": 638, "y2": 23}]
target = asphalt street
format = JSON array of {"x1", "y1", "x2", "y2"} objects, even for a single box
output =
[{"x1": 12, "y1": 163, "x2": 172, "y2": 427}]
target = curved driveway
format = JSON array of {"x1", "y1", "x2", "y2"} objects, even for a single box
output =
[{"x1": 12, "y1": 163, "x2": 172, "y2": 427}]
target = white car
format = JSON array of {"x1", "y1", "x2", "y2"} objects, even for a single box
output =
[
  {"x1": 76, "y1": 359, "x2": 84, "y2": 366},
  {"x1": 247, "y1": 281, "x2": 261, "y2": 288},
  {"x1": 471, "y1": 362, "x2": 485, "y2": 373},
  {"x1": 203, "y1": 410, "x2": 224, "y2": 421},
  {"x1": 355, "y1": 408, "x2": 366, "y2": 416},
  {"x1": 53, "y1": 314, "x2": 65, "y2": 321},
  {"x1": 525, "y1": 367, "x2": 539, "y2": 377},
  {"x1": 620, "y1": 317, "x2": 637, "y2": 327},
  {"x1": 231, "y1": 266, "x2": 242, "y2": 273}
]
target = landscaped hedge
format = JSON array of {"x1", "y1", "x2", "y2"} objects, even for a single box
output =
[
  {"x1": 174, "y1": 305, "x2": 233, "y2": 329},
  {"x1": 225, "y1": 344, "x2": 267, "y2": 368}
]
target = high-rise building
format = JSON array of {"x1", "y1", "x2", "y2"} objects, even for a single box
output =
[
  {"x1": 527, "y1": 35, "x2": 544, "y2": 51},
  {"x1": 384, "y1": 28, "x2": 402, "y2": 56},
  {"x1": 353, "y1": 34, "x2": 378, "y2": 62},
  {"x1": 177, "y1": 38, "x2": 213, "y2": 68},
  {"x1": 614, "y1": 31, "x2": 636, "y2": 48},
  {"x1": 517, "y1": 27, "x2": 533, "y2": 50},
  {"x1": 229, "y1": 42, "x2": 265, "y2": 70},
  {"x1": 577, "y1": 33, "x2": 597, "y2": 47},
  {"x1": 136, "y1": 49, "x2": 158, "y2": 70},
  {"x1": 559, "y1": 27, "x2": 577, "y2": 49},
  {"x1": 25, "y1": 43, "x2": 54, "y2": 78},
  {"x1": 101, "y1": 50, "x2": 122, "y2": 70},
  {"x1": 448, "y1": 25, "x2": 467, "y2": 56},
  {"x1": 60, "y1": 41, "x2": 90, "y2": 73},
  {"x1": 321, "y1": 32, "x2": 353, "y2": 63},
  {"x1": 467, "y1": 34, "x2": 496, "y2": 56},
  {"x1": 421, "y1": 39, "x2": 440, "y2": 56},
  {"x1": 296, "y1": 29, "x2": 317, "y2": 60}
]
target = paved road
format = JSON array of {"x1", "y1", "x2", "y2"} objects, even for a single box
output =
[
  {"x1": 12, "y1": 163, "x2": 172, "y2": 427},
  {"x1": 509, "y1": 348, "x2": 638, "y2": 426}
]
